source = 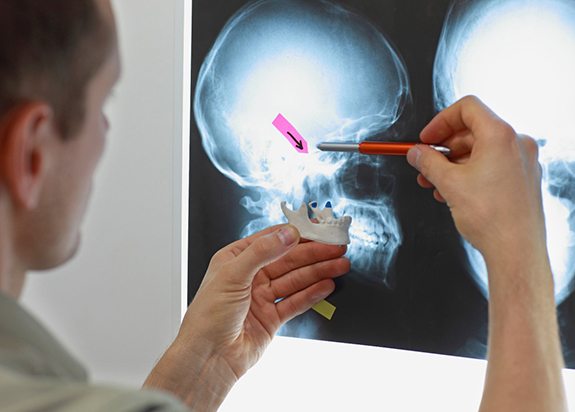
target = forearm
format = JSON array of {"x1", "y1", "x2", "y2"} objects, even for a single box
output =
[
  {"x1": 479, "y1": 250, "x2": 567, "y2": 412},
  {"x1": 143, "y1": 338, "x2": 237, "y2": 411}
]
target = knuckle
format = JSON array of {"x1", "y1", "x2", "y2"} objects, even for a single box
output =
[
  {"x1": 282, "y1": 249, "x2": 298, "y2": 269},
  {"x1": 420, "y1": 156, "x2": 449, "y2": 186},
  {"x1": 309, "y1": 242, "x2": 329, "y2": 262},
  {"x1": 209, "y1": 250, "x2": 224, "y2": 266},
  {"x1": 288, "y1": 273, "x2": 302, "y2": 293},
  {"x1": 418, "y1": 152, "x2": 433, "y2": 176},
  {"x1": 251, "y1": 239, "x2": 271, "y2": 256},
  {"x1": 494, "y1": 122, "x2": 516, "y2": 142},
  {"x1": 521, "y1": 135, "x2": 540, "y2": 157},
  {"x1": 251, "y1": 236, "x2": 276, "y2": 257},
  {"x1": 461, "y1": 94, "x2": 480, "y2": 105},
  {"x1": 342, "y1": 257, "x2": 351, "y2": 273}
]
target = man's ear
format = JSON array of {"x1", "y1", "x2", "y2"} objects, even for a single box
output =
[{"x1": 0, "y1": 103, "x2": 55, "y2": 210}]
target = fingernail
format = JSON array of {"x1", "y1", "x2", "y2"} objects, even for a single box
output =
[
  {"x1": 407, "y1": 145, "x2": 422, "y2": 170},
  {"x1": 277, "y1": 226, "x2": 298, "y2": 246}
]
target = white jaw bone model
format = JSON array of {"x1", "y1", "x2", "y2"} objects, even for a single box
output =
[{"x1": 281, "y1": 201, "x2": 352, "y2": 245}]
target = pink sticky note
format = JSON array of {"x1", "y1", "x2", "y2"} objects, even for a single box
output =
[{"x1": 273, "y1": 114, "x2": 309, "y2": 154}]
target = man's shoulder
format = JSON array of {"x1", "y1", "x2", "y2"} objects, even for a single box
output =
[
  {"x1": 0, "y1": 293, "x2": 188, "y2": 411},
  {"x1": 0, "y1": 367, "x2": 189, "y2": 412},
  {"x1": 0, "y1": 292, "x2": 87, "y2": 381}
]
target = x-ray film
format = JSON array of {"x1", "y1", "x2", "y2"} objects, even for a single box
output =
[{"x1": 189, "y1": 0, "x2": 575, "y2": 367}]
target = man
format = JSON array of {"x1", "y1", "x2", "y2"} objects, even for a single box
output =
[
  {"x1": 0, "y1": 2, "x2": 567, "y2": 412},
  {"x1": 0, "y1": 0, "x2": 349, "y2": 410}
]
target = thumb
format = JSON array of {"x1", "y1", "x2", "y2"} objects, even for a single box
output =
[
  {"x1": 230, "y1": 225, "x2": 300, "y2": 287},
  {"x1": 407, "y1": 144, "x2": 453, "y2": 193}
]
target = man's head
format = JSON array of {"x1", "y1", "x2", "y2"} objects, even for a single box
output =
[
  {"x1": 0, "y1": 0, "x2": 120, "y2": 295},
  {"x1": 0, "y1": 0, "x2": 116, "y2": 138}
]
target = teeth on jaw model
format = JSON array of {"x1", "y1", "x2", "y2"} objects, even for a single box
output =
[{"x1": 281, "y1": 201, "x2": 352, "y2": 245}]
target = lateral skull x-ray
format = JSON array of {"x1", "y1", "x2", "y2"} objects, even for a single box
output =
[
  {"x1": 195, "y1": 0, "x2": 410, "y2": 283},
  {"x1": 434, "y1": 0, "x2": 575, "y2": 304},
  {"x1": 190, "y1": 0, "x2": 575, "y2": 366}
]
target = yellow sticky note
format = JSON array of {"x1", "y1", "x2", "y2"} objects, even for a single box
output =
[{"x1": 312, "y1": 299, "x2": 336, "y2": 320}]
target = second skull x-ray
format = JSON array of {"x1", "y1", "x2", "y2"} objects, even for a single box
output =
[{"x1": 190, "y1": 0, "x2": 575, "y2": 366}]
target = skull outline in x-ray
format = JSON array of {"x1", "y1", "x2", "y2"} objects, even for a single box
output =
[
  {"x1": 194, "y1": 0, "x2": 412, "y2": 286},
  {"x1": 434, "y1": 0, "x2": 575, "y2": 303}
]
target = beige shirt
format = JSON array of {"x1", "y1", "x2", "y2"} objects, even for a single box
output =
[{"x1": 0, "y1": 292, "x2": 189, "y2": 411}]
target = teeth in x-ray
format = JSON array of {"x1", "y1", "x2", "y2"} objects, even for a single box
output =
[
  {"x1": 344, "y1": 201, "x2": 401, "y2": 283},
  {"x1": 281, "y1": 201, "x2": 352, "y2": 245}
]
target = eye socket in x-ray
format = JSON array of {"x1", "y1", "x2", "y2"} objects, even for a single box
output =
[{"x1": 190, "y1": 0, "x2": 575, "y2": 367}]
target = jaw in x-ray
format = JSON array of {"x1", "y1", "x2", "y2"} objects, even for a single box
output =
[
  {"x1": 434, "y1": 0, "x2": 575, "y2": 303},
  {"x1": 194, "y1": 0, "x2": 411, "y2": 286}
]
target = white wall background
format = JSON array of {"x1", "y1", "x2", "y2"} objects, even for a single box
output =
[{"x1": 21, "y1": 0, "x2": 189, "y2": 387}]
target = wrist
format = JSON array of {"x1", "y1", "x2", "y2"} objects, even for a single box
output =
[
  {"x1": 480, "y1": 246, "x2": 567, "y2": 412},
  {"x1": 482, "y1": 236, "x2": 554, "y2": 296},
  {"x1": 144, "y1": 337, "x2": 238, "y2": 411}
]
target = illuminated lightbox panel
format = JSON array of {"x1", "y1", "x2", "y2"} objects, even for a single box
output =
[{"x1": 189, "y1": 0, "x2": 575, "y2": 370}]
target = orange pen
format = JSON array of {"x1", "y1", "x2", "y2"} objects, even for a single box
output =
[{"x1": 317, "y1": 141, "x2": 451, "y2": 156}]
